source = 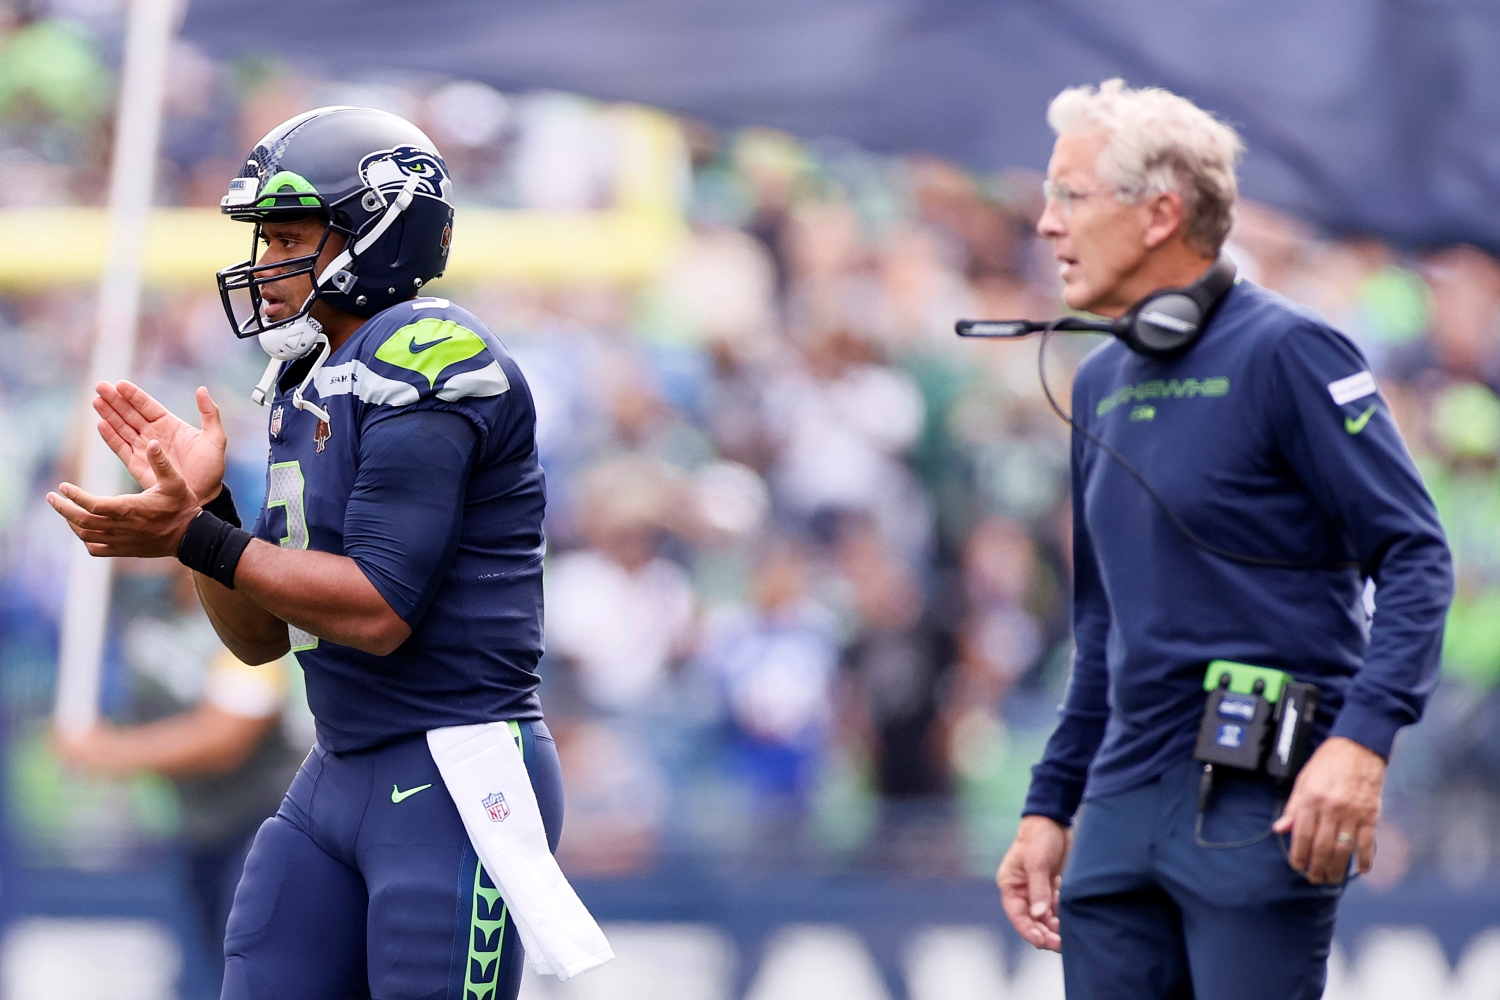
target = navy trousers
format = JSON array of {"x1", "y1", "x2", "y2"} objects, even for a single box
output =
[
  {"x1": 1059, "y1": 760, "x2": 1343, "y2": 1000},
  {"x1": 221, "y1": 722, "x2": 563, "y2": 1000}
]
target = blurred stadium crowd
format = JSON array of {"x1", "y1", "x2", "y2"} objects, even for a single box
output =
[{"x1": 4, "y1": 8, "x2": 1500, "y2": 903}]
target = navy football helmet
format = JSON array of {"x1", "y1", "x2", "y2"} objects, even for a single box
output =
[{"x1": 215, "y1": 106, "x2": 455, "y2": 341}]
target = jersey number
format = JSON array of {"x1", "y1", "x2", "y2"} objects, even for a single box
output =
[{"x1": 266, "y1": 461, "x2": 318, "y2": 652}]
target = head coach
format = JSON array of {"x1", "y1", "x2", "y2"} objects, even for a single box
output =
[{"x1": 991, "y1": 80, "x2": 1453, "y2": 999}]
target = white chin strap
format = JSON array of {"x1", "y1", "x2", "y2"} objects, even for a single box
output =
[
  {"x1": 250, "y1": 313, "x2": 331, "y2": 423},
  {"x1": 248, "y1": 172, "x2": 422, "y2": 422},
  {"x1": 250, "y1": 309, "x2": 331, "y2": 422}
]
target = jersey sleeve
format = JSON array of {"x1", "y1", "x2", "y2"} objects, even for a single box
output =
[
  {"x1": 343, "y1": 407, "x2": 479, "y2": 627},
  {"x1": 1023, "y1": 416, "x2": 1112, "y2": 825},
  {"x1": 331, "y1": 302, "x2": 536, "y2": 627},
  {"x1": 1269, "y1": 322, "x2": 1453, "y2": 758}
]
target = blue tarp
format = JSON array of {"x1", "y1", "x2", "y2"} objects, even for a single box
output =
[{"x1": 180, "y1": 0, "x2": 1500, "y2": 253}]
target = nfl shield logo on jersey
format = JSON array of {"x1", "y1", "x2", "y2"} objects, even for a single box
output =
[
  {"x1": 482, "y1": 792, "x2": 509, "y2": 822},
  {"x1": 269, "y1": 405, "x2": 283, "y2": 437}
]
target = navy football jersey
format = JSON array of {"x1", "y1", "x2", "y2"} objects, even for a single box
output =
[{"x1": 250, "y1": 297, "x2": 546, "y2": 752}]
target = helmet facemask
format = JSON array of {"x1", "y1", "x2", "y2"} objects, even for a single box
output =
[
  {"x1": 217, "y1": 207, "x2": 346, "y2": 417},
  {"x1": 215, "y1": 182, "x2": 364, "y2": 346}
]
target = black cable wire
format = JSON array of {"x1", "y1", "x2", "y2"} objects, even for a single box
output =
[
  {"x1": 1034, "y1": 321, "x2": 1361, "y2": 572},
  {"x1": 1194, "y1": 809, "x2": 1279, "y2": 850}
]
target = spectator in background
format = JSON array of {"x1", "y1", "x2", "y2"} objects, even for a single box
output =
[
  {"x1": 545, "y1": 454, "x2": 697, "y2": 714},
  {"x1": 55, "y1": 565, "x2": 304, "y2": 992},
  {"x1": 548, "y1": 718, "x2": 671, "y2": 877},
  {"x1": 768, "y1": 326, "x2": 929, "y2": 561},
  {"x1": 1425, "y1": 382, "x2": 1500, "y2": 691},
  {"x1": 543, "y1": 456, "x2": 699, "y2": 872},
  {"x1": 0, "y1": 8, "x2": 110, "y2": 209},
  {"x1": 697, "y1": 538, "x2": 840, "y2": 824},
  {"x1": 1387, "y1": 245, "x2": 1500, "y2": 393},
  {"x1": 951, "y1": 516, "x2": 1053, "y2": 710},
  {"x1": 835, "y1": 513, "x2": 959, "y2": 872}
]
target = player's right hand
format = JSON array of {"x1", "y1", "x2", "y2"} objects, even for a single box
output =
[
  {"x1": 48, "y1": 440, "x2": 201, "y2": 558},
  {"x1": 94, "y1": 381, "x2": 227, "y2": 501},
  {"x1": 998, "y1": 814, "x2": 1071, "y2": 952}
]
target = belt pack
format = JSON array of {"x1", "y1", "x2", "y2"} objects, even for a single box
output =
[{"x1": 1193, "y1": 660, "x2": 1319, "y2": 784}]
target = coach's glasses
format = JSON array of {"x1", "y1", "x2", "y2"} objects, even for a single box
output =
[{"x1": 1042, "y1": 180, "x2": 1124, "y2": 213}]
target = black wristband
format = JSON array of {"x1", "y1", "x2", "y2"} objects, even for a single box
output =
[
  {"x1": 177, "y1": 510, "x2": 254, "y2": 588},
  {"x1": 201, "y1": 483, "x2": 241, "y2": 528}
]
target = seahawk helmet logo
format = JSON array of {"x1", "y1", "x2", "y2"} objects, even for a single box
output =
[{"x1": 359, "y1": 145, "x2": 452, "y2": 205}]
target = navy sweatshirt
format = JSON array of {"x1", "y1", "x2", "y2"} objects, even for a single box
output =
[{"x1": 1022, "y1": 280, "x2": 1453, "y2": 824}]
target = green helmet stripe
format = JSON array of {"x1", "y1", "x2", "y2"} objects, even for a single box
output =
[{"x1": 256, "y1": 170, "x2": 321, "y2": 208}]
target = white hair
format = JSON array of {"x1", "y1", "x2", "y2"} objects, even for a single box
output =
[{"x1": 1047, "y1": 79, "x2": 1244, "y2": 257}]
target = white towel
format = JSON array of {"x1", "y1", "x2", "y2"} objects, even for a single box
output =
[{"x1": 427, "y1": 721, "x2": 614, "y2": 981}]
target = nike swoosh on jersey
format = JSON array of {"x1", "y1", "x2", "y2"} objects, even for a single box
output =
[
  {"x1": 391, "y1": 782, "x2": 433, "y2": 803},
  {"x1": 408, "y1": 335, "x2": 453, "y2": 354},
  {"x1": 1345, "y1": 404, "x2": 1377, "y2": 435}
]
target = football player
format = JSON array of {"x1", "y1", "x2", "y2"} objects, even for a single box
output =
[{"x1": 49, "y1": 107, "x2": 560, "y2": 1000}]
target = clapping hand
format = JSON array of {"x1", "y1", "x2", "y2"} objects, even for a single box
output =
[
  {"x1": 48, "y1": 440, "x2": 202, "y2": 558},
  {"x1": 93, "y1": 380, "x2": 227, "y2": 500}
]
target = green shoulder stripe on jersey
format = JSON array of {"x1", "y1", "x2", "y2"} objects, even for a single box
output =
[
  {"x1": 256, "y1": 170, "x2": 320, "y2": 208},
  {"x1": 374, "y1": 318, "x2": 489, "y2": 389}
]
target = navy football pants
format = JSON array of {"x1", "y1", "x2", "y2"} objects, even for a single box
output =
[
  {"x1": 1058, "y1": 760, "x2": 1343, "y2": 1000},
  {"x1": 221, "y1": 722, "x2": 563, "y2": 1000}
]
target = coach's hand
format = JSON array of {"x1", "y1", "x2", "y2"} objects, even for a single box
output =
[
  {"x1": 998, "y1": 814, "x2": 1071, "y2": 952},
  {"x1": 48, "y1": 441, "x2": 201, "y2": 558},
  {"x1": 1273, "y1": 736, "x2": 1384, "y2": 885},
  {"x1": 94, "y1": 380, "x2": 227, "y2": 501}
]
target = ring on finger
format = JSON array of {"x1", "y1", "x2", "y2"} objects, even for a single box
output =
[{"x1": 1335, "y1": 831, "x2": 1354, "y2": 847}]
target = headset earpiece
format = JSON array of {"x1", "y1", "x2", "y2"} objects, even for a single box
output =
[
  {"x1": 954, "y1": 256, "x2": 1239, "y2": 355},
  {"x1": 1117, "y1": 256, "x2": 1238, "y2": 359}
]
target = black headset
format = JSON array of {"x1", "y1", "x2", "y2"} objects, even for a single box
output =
[
  {"x1": 956, "y1": 255, "x2": 1238, "y2": 359},
  {"x1": 953, "y1": 255, "x2": 1359, "y2": 572}
]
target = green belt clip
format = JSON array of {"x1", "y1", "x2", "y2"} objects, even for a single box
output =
[
  {"x1": 1201, "y1": 660, "x2": 1290, "y2": 703},
  {"x1": 1195, "y1": 659, "x2": 1319, "y2": 785}
]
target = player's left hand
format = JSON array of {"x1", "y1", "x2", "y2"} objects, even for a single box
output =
[
  {"x1": 1273, "y1": 735, "x2": 1385, "y2": 885},
  {"x1": 94, "y1": 381, "x2": 227, "y2": 501},
  {"x1": 47, "y1": 440, "x2": 202, "y2": 558}
]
